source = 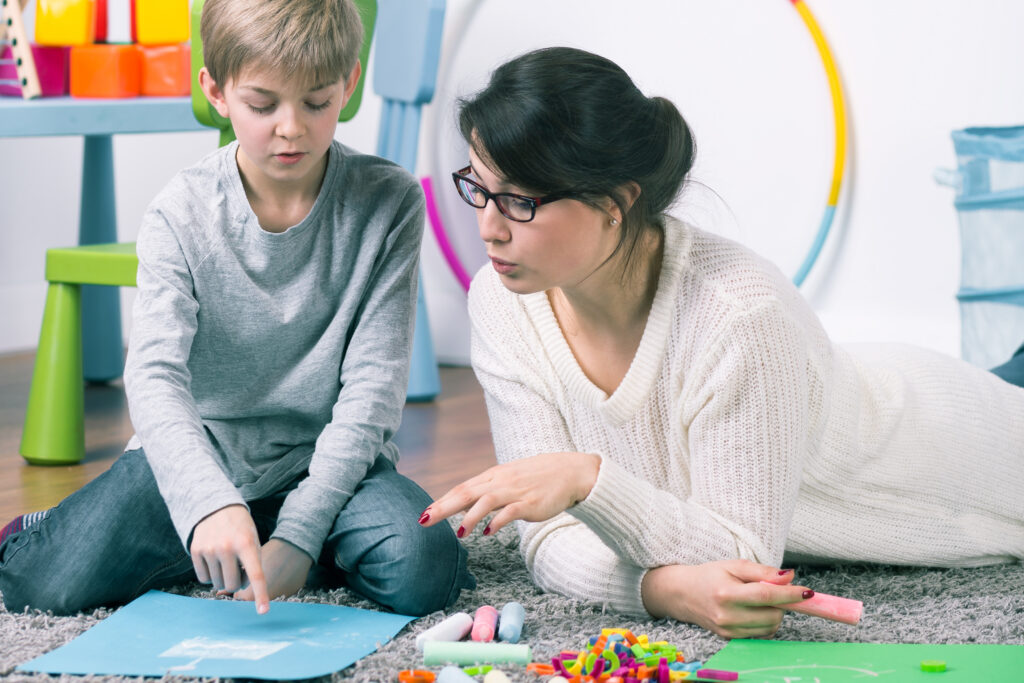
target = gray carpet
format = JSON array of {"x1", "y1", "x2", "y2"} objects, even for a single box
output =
[{"x1": 2, "y1": 522, "x2": 1023, "y2": 682}]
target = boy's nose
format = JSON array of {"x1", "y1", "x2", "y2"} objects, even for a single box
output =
[{"x1": 276, "y1": 107, "x2": 305, "y2": 140}]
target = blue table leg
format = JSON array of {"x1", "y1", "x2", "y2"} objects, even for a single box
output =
[{"x1": 79, "y1": 134, "x2": 124, "y2": 383}]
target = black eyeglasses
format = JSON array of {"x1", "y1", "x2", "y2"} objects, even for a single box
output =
[{"x1": 451, "y1": 165, "x2": 571, "y2": 223}]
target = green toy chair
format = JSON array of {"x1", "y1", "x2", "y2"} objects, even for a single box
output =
[
  {"x1": 20, "y1": 244, "x2": 138, "y2": 465},
  {"x1": 19, "y1": 0, "x2": 378, "y2": 465}
]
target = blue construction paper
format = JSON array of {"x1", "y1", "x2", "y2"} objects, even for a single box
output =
[{"x1": 18, "y1": 590, "x2": 416, "y2": 679}]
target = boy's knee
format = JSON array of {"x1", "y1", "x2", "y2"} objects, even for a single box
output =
[{"x1": 349, "y1": 520, "x2": 472, "y2": 616}]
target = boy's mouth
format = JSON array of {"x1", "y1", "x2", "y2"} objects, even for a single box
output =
[{"x1": 275, "y1": 152, "x2": 306, "y2": 165}]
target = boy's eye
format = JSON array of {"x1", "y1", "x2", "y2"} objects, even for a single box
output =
[
  {"x1": 305, "y1": 99, "x2": 332, "y2": 112},
  {"x1": 247, "y1": 103, "x2": 275, "y2": 115}
]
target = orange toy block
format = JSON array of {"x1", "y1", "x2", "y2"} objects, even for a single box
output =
[
  {"x1": 70, "y1": 44, "x2": 140, "y2": 98},
  {"x1": 138, "y1": 44, "x2": 189, "y2": 96},
  {"x1": 35, "y1": 0, "x2": 96, "y2": 46},
  {"x1": 134, "y1": 0, "x2": 189, "y2": 45}
]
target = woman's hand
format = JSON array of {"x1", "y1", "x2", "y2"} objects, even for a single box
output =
[
  {"x1": 190, "y1": 504, "x2": 270, "y2": 614},
  {"x1": 641, "y1": 559, "x2": 812, "y2": 639},
  {"x1": 232, "y1": 538, "x2": 313, "y2": 603},
  {"x1": 419, "y1": 452, "x2": 601, "y2": 537}
]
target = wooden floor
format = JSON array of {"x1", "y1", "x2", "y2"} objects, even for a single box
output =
[{"x1": 0, "y1": 352, "x2": 495, "y2": 522}]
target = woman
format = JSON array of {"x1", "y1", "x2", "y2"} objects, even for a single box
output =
[{"x1": 419, "y1": 46, "x2": 1024, "y2": 638}]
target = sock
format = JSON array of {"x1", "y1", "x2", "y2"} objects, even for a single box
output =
[{"x1": 0, "y1": 510, "x2": 47, "y2": 545}]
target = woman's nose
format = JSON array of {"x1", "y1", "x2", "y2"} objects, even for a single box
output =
[{"x1": 477, "y1": 200, "x2": 510, "y2": 243}]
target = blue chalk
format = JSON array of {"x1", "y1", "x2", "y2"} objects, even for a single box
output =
[{"x1": 497, "y1": 602, "x2": 525, "y2": 644}]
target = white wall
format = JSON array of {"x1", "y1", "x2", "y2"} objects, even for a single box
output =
[{"x1": 3, "y1": 0, "x2": 1023, "y2": 367}]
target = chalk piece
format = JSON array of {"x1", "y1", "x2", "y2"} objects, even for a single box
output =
[
  {"x1": 497, "y1": 601, "x2": 525, "y2": 643},
  {"x1": 550, "y1": 678, "x2": 569, "y2": 683},
  {"x1": 761, "y1": 582, "x2": 863, "y2": 625},
  {"x1": 483, "y1": 669, "x2": 511, "y2": 683},
  {"x1": 695, "y1": 668, "x2": 739, "y2": 681},
  {"x1": 437, "y1": 665, "x2": 476, "y2": 683},
  {"x1": 921, "y1": 659, "x2": 947, "y2": 672},
  {"x1": 398, "y1": 670, "x2": 436, "y2": 683},
  {"x1": 472, "y1": 605, "x2": 499, "y2": 642},
  {"x1": 423, "y1": 641, "x2": 532, "y2": 666},
  {"x1": 416, "y1": 612, "x2": 473, "y2": 651}
]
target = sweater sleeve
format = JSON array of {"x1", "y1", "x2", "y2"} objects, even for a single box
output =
[
  {"x1": 124, "y1": 206, "x2": 245, "y2": 550},
  {"x1": 469, "y1": 279, "x2": 650, "y2": 615},
  {"x1": 571, "y1": 300, "x2": 811, "y2": 569},
  {"x1": 270, "y1": 184, "x2": 426, "y2": 559}
]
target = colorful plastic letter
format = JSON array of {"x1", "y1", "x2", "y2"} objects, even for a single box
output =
[
  {"x1": 134, "y1": 0, "x2": 189, "y2": 45},
  {"x1": 70, "y1": 44, "x2": 140, "y2": 98},
  {"x1": 0, "y1": 44, "x2": 69, "y2": 97},
  {"x1": 138, "y1": 44, "x2": 189, "y2": 96},
  {"x1": 35, "y1": 0, "x2": 96, "y2": 46}
]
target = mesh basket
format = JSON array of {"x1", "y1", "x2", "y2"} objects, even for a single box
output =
[{"x1": 948, "y1": 126, "x2": 1024, "y2": 368}]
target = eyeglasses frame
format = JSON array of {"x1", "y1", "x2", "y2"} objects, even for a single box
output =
[{"x1": 451, "y1": 165, "x2": 572, "y2": 223}]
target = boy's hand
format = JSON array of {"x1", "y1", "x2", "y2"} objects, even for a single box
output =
[
  {"x1": 641, "y1": 559, "x2": 812, "y2": 639},
  {"x1": 190, "y1": 504, "x2": 270, "y2": 614},
  {"x1": 233, "y1": 539, "x2": 313, "y2": 603}
]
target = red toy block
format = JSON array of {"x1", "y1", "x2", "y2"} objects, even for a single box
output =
[
  {"x1": 0, "y1": 44, "x2": 70, "y2": 97},
  {"x1": 70, "y1": 44, "x2": 140, "y2": 98},
  {"x1": 94, "y1": 0, "x2": 108, "y2": 42},
  {"x1": 35, "y1": 0, "x2": 97, "y2": 46},
  {"x1": 134, "y1": 0, "x2": 189, "y2": 45},
  {"x1": 138, "y1": 44, "x2": 189, "y2": 96}
]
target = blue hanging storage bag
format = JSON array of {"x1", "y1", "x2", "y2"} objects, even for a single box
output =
[{"x1": 942, "y1": 126, "x2": 1024, "y2": 368}]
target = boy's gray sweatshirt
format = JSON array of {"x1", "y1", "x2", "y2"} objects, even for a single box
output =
[{"x1": 123, "y1": 140, "x2": 424, "y2": 559}]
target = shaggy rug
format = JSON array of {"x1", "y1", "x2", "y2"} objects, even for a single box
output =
[{"x1": 2, "y1": 522, "x2": 1023, "y2": 682}]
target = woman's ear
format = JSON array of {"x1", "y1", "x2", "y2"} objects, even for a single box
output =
[
  {"x1": 607, "y1": 181, "x2": 642, "y2": 224},
  {"x1": 198, "y1": 67, "x2": 231, "y2": 119}
]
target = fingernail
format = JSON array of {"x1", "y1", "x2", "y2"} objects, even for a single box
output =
[
  {"x1": 778, "y1": 569, "x2": 793, "y2": 575},
  {"x1": 418, "y1": 512, "x2": 430, "y2": 525},
  {"x1": 483, "y1": 525, "x2": 491, "y2": 536},
  {"x1": 457, "y1": 526, "x2": 465, "y2": 539},
  {"x1": 802, "y1": 590, "x2": 815, "y2": 600}
]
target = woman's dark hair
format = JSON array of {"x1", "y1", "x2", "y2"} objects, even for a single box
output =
[{"x1": 458, "y1": 46, "x2": 696, "y2": 275}]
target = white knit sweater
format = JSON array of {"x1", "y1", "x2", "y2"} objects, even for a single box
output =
[{"x1": 468, "y1": 217, "x2": 1024, "y2": 617}]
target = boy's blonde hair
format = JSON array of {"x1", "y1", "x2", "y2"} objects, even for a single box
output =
[{"x1": 201, "y1": 0, "x2": 363, "y2": 89}]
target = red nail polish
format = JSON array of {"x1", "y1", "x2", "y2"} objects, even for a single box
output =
[
  {"x1": 778, "y1": 569, "x2": 793, "y2": 575},
  {"x1": 457, "y1": 526, "x2": 465, "y2": 539},
  {"x1": 483, "y1": 525, "x2": 491, "y2": 536},
  {"x1": 418, "y1": 512, "x2": 430, "y2": 525},
  {"x1": 802, "y1": 590, "x2": 815, "y2": 600}
]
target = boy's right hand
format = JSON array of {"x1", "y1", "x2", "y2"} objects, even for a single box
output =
[{"x1": 190, "y1": 504, "x2": 270, "y2": 614}]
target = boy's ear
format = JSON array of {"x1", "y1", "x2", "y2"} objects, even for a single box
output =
[
  {"x1": 340, "y1": 60, "x2": 362, "y2": 105},
  {"x1": 198, "y1": 67, "x2": 231, "y2": 119}
]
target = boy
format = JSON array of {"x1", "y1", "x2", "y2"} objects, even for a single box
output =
[{"x1": 0, "y1": 0, "x2": 472, "y2": 617}]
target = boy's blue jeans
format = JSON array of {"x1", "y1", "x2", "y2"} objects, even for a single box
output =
[{"x1": 0, "y1": 448, "x2": 473, "y2": 616}]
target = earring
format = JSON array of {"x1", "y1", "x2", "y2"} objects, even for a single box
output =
[{"x1": 610, "y1": 218, "x2": 619, "y2": 226}]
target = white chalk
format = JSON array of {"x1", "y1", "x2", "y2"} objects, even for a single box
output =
[{"x1": 415, "y1": 612, "x2": 474, "y2": 651}]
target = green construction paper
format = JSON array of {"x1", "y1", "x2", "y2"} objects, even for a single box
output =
[{"x1": 702, "y1": 639, "x2": 1024, "y2": 682}]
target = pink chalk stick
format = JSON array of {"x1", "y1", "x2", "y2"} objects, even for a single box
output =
[
  {"x1": 695, "y1": 669, "x2": 739, "y2": 681},
  {"x1": 763, "y1": 582, "x2": 862, "y2": 625},
  {"x1": 471, "y1": 605, "x2": 499, "y2": 642}
]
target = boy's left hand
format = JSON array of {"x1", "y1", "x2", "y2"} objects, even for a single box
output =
[{"x1": 231, "y1": 539, "x2": 313, "y2": 603}]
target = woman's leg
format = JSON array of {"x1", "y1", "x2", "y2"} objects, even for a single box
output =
[
  {"x1": 0, "y1": 448, "x2": 194, "y2": 614},
  {"x1": 319, "y1": 457, "x2": 475, "y2": 616},
  {"x1": 990, "y1": 342, "x2": 1024, "y2": 388}
]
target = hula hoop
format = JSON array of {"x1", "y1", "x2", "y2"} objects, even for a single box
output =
[
  {"x1": 789, "y1": 0, "x2": 848, "y2": 287},
  {"x1": 422, "y1": 0, "x2": 848, "y2": 292}
]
